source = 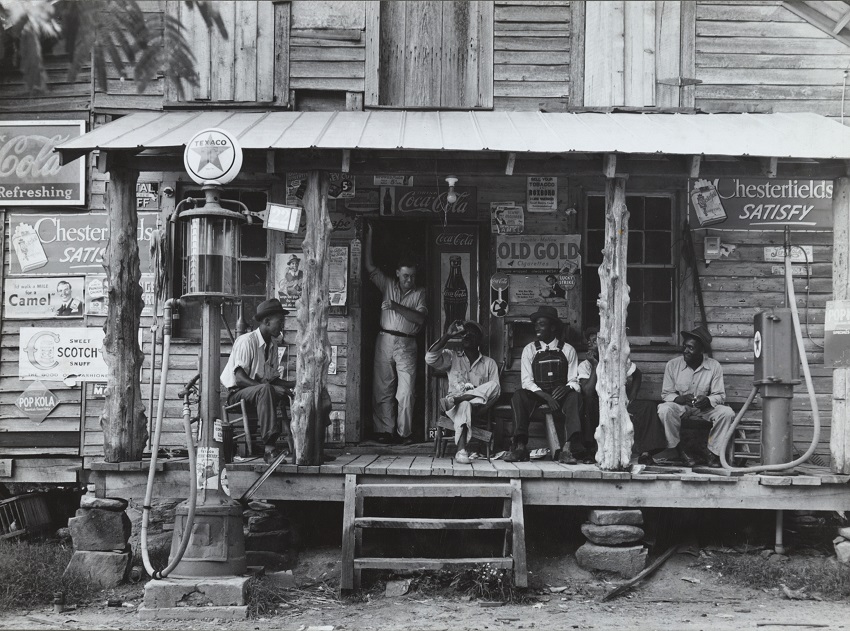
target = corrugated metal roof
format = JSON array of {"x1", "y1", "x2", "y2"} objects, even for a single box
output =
[{"x1": 57, "y1": 111, "x2": 850, "y2": 160}]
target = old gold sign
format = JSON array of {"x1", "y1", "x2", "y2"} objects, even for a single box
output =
[{"x1": 496, "y1": 235, "x2": 581, "y2": 271}]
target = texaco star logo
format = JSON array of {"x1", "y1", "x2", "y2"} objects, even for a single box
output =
[
  {"x1": 753, "y1": 331, "x2": 762, "y2": 358},
  {"x1": 183, "y1": 128, "x2": 243, "y2": 185}
]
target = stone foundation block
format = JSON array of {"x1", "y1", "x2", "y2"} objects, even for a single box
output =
[
  {"x1": 69, "y1": 508, "x2": 131, "y2": 551},
  {"x1": 575, "y1": 542, "x2": 647, "y2": 577},
  {"x1": 835, "y1": 540, "x2": 850, "y2": 565},
  {"x1": 581, "y1": 523, "x2": 645, "y2": 546},
  {"x1": 144, "y1": 576, "x2": 250, "y2": 609},
  {"x1": 245, "y1": 529, "x2": 289, "y2": 554},
  {"x1": 63, "y1": 551, "x2": 130, "y2": 589},
  {"x1": 589, "y1": 509, "x2": 643, "y2": 526},
  {"x1": 246, "y1": 550, "x2": 294, "y2": 571},
  {"x1": 80, "y1": 496, "x2": 128, "y2": 511}
]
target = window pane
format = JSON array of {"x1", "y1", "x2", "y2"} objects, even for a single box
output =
[
  {"x1": 587, "y1": 230, "x2": 605, "y2": 265},
  {"x1": 644, "y1": 197, "x2": 671, "y2": 230},
  {"x1": 627, "y1": 268, "x2": 644, "y2": 302},
  {"x1": 644, "y1": 269, "x2": 673, "y2": 302},
  {"x1": 240, "y1": 261, "x2": 267, "y2": 295},
  {"x1": 644, "y1": 231, "x2": 672, "y2": 264},
  {"x1": 626, "y1": 303, "x2": 641, "y2": 336},
  {"x1": 582, "y1": 269, "x2": 600, "y2": 329},
  {"x1": 626, "y1": 196, "x2": 645, "y2": 229},
  {"x1": 646, "y1": 303, "x2": 673, "y2": 336},
  {"x1": 241, "y1": 296, "x2": 265, "y2": 325},
  {"x1": 240, "y1": 190, "x2": 268, "y2": 213},
  {"x1": 241, "y1": 223, "x2": 267, "y2": 258},
  {"x1": 587, "y1": 196, "x2": 605, "y2": 229},
  {"x1": 627, "y1": 232, "x2": 644, "y2": 264}
]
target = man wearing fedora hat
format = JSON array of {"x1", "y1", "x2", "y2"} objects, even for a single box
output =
[
  {"x1": 426, "y1": 319, "x2": 500, "y2": 464},
  {"x1": 505, "y1": 306, "x2": 589, "y2": 464},
  {"x1": 657, "y1": 325, "x2": 735, "y2": 468},
  {"x1": 221, "y1": 298, "x2": 294, "y2": 464}
]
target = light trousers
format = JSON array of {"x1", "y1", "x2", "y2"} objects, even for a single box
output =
[
  {"x1": 372, "y1": 333, "x2": 417, "y2": 438},
  {"x1": 445, "y1": 381, "x2": 500, "y2": 445},
  {"x1": 656, "y1": 401, "x2": 735, "y2": 456}
]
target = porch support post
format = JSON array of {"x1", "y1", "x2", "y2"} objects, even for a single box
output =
[
  {"x1": 594, "y1": 175, "x2": 634, "y2": 471},
  {"x1": 101, "y1": 156, "x2": 147, "y2": 462},
  {"x1": 831, "y1": 175, "x2": 850, "y2": 474},
  {"x1": 292, "y1": 171, "x2": 333, "y2": 465}
]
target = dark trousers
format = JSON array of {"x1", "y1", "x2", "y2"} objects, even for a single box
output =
[
  {"x1": 511, "y1": 388, "x2": 583, "y2": 451},
  {"x1": 228, "y1": 383, "x2": 290, "y2": 447},
  {"x1": 582, "y1": 394, "x2": 667, "y2": 455}
]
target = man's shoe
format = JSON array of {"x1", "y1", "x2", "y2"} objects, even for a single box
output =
[
  {"x1": 375, "y1": 433, "x2": 393, "y2": 444},
  {"x1": 504, "y1": 444, "x2": 530, "y2": 462},
  {"x1": 263, "y1": 448, "x2": 285, "y2": 465},
  {"x1": 455, "y1": 449, "x2": 471, "y2": 465},
  {"x1": 677, "y1": 446, "x2": 697, "y2": 468},
  {"x1": 637, "y1": 452, "x2": 655, "y2": 466},
  {"x1": 558, "y1": 450, "x2": 578, "y2": 465},
  {"x1": 400, "y1": 434, "x2": 415, "y2": 446},
  {"x1": 705, "y1": 451, "x2": 722, "y2": 468}
]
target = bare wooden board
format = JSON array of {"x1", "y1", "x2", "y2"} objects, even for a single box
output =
[{"x1": 386, "y1": 456, "x2": 415, "y2": 476}]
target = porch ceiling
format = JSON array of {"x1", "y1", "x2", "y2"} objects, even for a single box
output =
[{"x1": 57, "y1": 111, "x2": 850, "y2": 163}]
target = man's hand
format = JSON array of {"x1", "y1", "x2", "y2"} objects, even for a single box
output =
[
  {"x1": 550, "y1": 385, "x2": 569, "y2": 402},
  {"x1": 674, "y1": 394, "x2": 692, "y2": 406},
  {"x1": 448, "y1": 320, "x2": 465, "y2": 337},
  {"x1": 381, "y1": 299, "x2": 396, "y2": 311},
  {"x1": 693, "y1": 394, "x2": 711, "y2": 411}
]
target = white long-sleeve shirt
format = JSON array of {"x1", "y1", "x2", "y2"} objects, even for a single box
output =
[{"x1": 519, "y1": 338, "x2": 579, "y2": 393}]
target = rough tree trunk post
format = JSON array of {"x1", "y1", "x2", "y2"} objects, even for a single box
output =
[
  {"x1": 292, "y1": 171, "x2": 333, "y2": 465},
  {"x1": 594, "y1": 175, "x2": 634, "y2": 470},
  {"x1": 831, "y1": 176, "x2": 850, "y2": 474},
  {"x1": 101, "y1": 158, "x2": 147, "y2": 462}
]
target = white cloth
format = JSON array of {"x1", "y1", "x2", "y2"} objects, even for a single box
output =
[
  {"x1": 220, "y1": 328, "x2": 279, "y2": 389},
  {"x1": 520, "y1": 339, "x2": 579, "y2": 393},
  {"x1": 577, "y1": 359, "x2": 636, "y2": 381}
]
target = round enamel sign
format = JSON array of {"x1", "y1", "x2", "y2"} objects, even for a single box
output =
[{"x1": 183, "y1": 128, "x2": 243, "y2": 185}]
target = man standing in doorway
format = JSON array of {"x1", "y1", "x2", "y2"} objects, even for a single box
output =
[
  {"x1": 657, "y1": 326, "x2": 735, "y2": 468},
  {"x1": 364, "y1": 223, "x2": 428, "y2": 444}
]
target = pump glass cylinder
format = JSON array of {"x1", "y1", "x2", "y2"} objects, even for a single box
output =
[{"x1": 183, "y1": 216, "x2": 239, "y2": 298}]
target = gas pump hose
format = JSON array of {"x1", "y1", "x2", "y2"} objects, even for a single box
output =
[
  {"x1": 718, "y1": 255, "x2": 821, "y2": 472},
  {"x1": 140, "y1": 299, "x2": 199, "y2": 579}
]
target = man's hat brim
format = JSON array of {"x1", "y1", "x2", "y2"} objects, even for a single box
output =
[{"x1": 254, "y1": 298, "x2": 289, "y2": 322}]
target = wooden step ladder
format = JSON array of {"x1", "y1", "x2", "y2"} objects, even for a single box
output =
[
  {"x1": 733, "y1": 419, "x2": 762, "y2": 463},
  {"x1": 340, "y1": 475, "x2": 527, "y2": 591}
]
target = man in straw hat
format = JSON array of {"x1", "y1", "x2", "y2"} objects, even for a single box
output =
[
  {"x1": 426, "y1": 319, "x2": 500, "y2": 464},
  {"x1": 657, "y1": 325, "x2": 735, "y2": 468},
  {"x1": 221, "y1": 298, "x2": 294, "y2": 464},
  {"x1": 505, "y1": 306, "x2": 590, "y2": 464}
]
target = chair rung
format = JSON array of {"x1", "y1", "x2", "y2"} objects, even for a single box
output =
[
  {"x1": 354, "y1": 557, "x2": 514, "y2": 571},
  {"x1": 356, "y1": 484, "x2": 512, "y2": 499},
  {"x1": 734, "y1": 453, "x2": 761, "y2": 459},
  {"x1": 355, "y1": 517, "x2": 512, "y2": 530},
  {"x1": 735, "y1": 439, "x2": 762, "y2": 445}
]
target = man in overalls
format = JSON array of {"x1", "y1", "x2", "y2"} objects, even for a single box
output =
[{"x1": 505, "y1": 306, "x2": 589, "y2": 464}]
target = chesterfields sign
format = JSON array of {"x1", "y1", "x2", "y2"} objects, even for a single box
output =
[{"x1": 0, "y1": 121, "x2": 86, "y2": 206}]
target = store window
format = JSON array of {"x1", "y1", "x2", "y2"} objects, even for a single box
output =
[
  {"x1": 583, "y1": 194, "x2": 676, "y2": 340},
  {"x1": 173, "y1": 188, "x2": 269, "y2": 338}
]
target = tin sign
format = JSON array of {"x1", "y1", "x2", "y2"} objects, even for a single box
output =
[
  {"x1": 688, "y1": 178, "x2": 833, "y2": 230},
  {"x1": 183, "y1": 128, "x2": 243, "y2": 185},
  {"x1": 84, "y1": 273, "x2": 156, "y2": 317},
  {"x1": 825, "y1": 300, "x2": 850, "y2": 368},
  {"x1": 15, "y1": 380, "x2": 58, "y2": 424},
  {"x1": 0, "y1": 120, "x2": 85, "y2": 206},
  {"x1": 496, "y1": 235, "x2": 581, "y2": 271},
  {"x1": 19, "y1": 327, "x2": 107, "y2": 382},
  {"x1": 4, "y1": 277, "x2": 85, "y2": 319}
]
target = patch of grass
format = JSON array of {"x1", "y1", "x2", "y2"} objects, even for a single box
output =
[
  {"x1": 0, "y1": 539, "x2": 100, "y2": 612},
  {"x1": 711, "y1": 553, "x2": 850, "y2": 600},
  {"x1": 246, "y1": 576, "x2": 341, "y2": 619}
]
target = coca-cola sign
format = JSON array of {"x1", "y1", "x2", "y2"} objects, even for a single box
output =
[
  {"x1": 0, "y1": 121, "x2": 85, "y2": 206},
  {"x1": 435, "y1": 232, "x2": 475, "y2": 248},
  {"x1": 394, "y1": 186, "x2": 477, "y2": 218}
]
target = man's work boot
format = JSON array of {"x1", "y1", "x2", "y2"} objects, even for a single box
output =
[
  {"x1": 677, "y1": 445, "x2": 697, "y2": 468},
  {"x1": 504, "y1": 443, "x2": 530, "y2": 462}
]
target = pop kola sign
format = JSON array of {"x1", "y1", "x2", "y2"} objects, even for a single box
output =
[
  {"x1": 19, "y1": 327, "x2": 107, "y2": 382},
  {"x1": 0, "y1": 121, "x2": 86, "y2": 206},
  {"x1": 688, "y1": 178, "x2": 833, "y2": 230},
  {"x1": 496, "y1": 235, "x2": 581, "y2": 271},
  {"x1": 15, "y1": 381, "x2": 58, "y2": 424}
]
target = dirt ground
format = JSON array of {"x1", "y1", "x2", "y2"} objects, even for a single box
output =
[{"x1": 0, "y1": 545, "x2": 847, "y2": 631}]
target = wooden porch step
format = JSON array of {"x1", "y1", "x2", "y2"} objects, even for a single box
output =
[
  {"x1": 356, "y1": 483, "x2": 512, "y2": 498},
  {"x1": 354, "y1": 557, "x2": 514, "y2": 571},
  {"x1": 355, "y1": 517, "x2": 512, "y2": 530}
]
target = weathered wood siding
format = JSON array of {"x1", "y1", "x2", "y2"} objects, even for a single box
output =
[
  {"x1": 695, "y1": 1, "x2": 850, "y2": 120},
  {"x1": 493, "y1": 0, "x2": 570, "y2": 110}
]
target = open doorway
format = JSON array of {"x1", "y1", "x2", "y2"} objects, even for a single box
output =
[{"x1": 361, "y1": 220, "x2": 430, "y2": 441}]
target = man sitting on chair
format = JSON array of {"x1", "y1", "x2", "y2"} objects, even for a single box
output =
[
  {"x1": 425, "y1": 320, "x2": 500, "y2": 464},
  {"x1": 220, "y1": 298, "x2": 294, "y2": 464},
  {"x1": 505, "y1": 306, "x2": 589, "y2": 464}
]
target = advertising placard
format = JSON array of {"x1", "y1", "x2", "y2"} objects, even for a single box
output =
[
  {"x1": 136, "y1": 181, "x2": 159, "y2": 210},
  {"x1": 0, "y1": 120, "x2": 85, "y2": 206},
  {"x1": 496, "y1": 235, "x2": 581, "y2": 271},
  {"x1": 84, "y1": 273, "x2": 156, "y2": 317},
  {"x1": 688, "y1": 178, "x2": 833, "y2": 230},
  {"x1": 15, "y1": 381, "x2": 58, "y2": 423},
  {"x1": 4, "y1": 277, "x2": 85, "y2": 319},
  {"x1": 825, "y1": 300, "x2": 850, "y2": 368},
  {"x1": 527, "y1": 176, "x2": 557, "y2": 212},
  {"x1": 287, "y1": 172, "x2": 354, "y2": 204},
  {"x1": 432, "y1": 227, "x2": 478, "y2": 335},
  {"x1": 9, "y1": 212, "x2": 157, "y2": 275},
  {"x1": 329, "y1": 246, "x2": 349, "y2": 307},
  {"x1": 381, "y1": 186, "x2": 477, "y2": 219},
  {"x1": 491, "y1": 202, "x2": 524, "y2": 234},
  {"x1": 508, "y1": 274, "x2": 573, "y2": 306},
  {"x1": 275, "y1": 253, "x2": 303, "y2": 310},
  {"x1": 19, "y1": 327, "x2": 107, "y2": 382}
]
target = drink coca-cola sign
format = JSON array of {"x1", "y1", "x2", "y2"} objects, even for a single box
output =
[
  {"x1": 434, "y1": 232, "x2": 475, "y2": 248},
  {"x1": 0, "y1": 121, "x2": 85, "y2": 206},
  {"x1": 394, "y1": 186, "x2": 477, "y2": 218}
]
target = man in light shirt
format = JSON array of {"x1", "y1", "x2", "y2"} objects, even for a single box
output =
[
  {"x1": 364, "y1": 223, "x2": 428, "y2": 445},
  {"x1": 505, "y1": 306, "x2": 588, "y2": 464},
  {"x1": 657, "y1": 326, "x2": 735, "y2": 468}
]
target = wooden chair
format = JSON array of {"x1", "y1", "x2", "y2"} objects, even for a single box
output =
[
  {"x1": 433, "y1": 415, "x2": 495, "y2": 459},
  {"x1": 222, "y1": 399, "x2": 256, "y2": 458}
]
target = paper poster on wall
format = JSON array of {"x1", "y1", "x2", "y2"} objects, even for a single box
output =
[
  {"x1": 329, "y1": 246, "x2": 349, "y2": 307},
  {"x1": 328, "y1": 173, "x2": 355, "y2": 199},
  {"x1": 83, "y1": 273, "x2": 156, "y2": 317},
  {"x1": 491, "y1": 202, "x2": 524, "y2": 234},
  {"x1": 19, "y1": 327, "x2": 107, "y2": 381},
  {"x1": 350, "y1": 237, "x2": 362, "y2": 283},
  {"x1": 374, "y1": 175, "x2": 413, "y2": 187},
  {"x1": 275, "y1": 253, "x2": 304, "y2": 310},
  {"x1": 328, "y1": 345, "x2": 338, "y2": 375},
  {"x1": 4, "y1": 277, "x2": 84, "y2": 319},
  {"x1": 326, "y1": 410, "x2": 345, "y2": 445},
  {"x1": 508, "y1": 274, "x2": 575, "y2": 306},
  {"x1": 527, "y1": 176, "x2": 557, "y2": 212}
]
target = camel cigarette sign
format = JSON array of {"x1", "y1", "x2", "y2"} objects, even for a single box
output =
[
  {"x1": 0, "y1": 121, "x2": 85, "y2": 206},
  {"x1": 19, "y1": 327, "x2": 107, "y2": 382}
]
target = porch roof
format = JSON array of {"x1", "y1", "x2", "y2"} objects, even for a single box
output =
[{"x1": 57, "y1": 110, "x2": 850, "y2": 163}]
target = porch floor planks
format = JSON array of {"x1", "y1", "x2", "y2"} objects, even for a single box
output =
[
  {"x1": 533, "y1": 460, "x2": 573, "y2": 478},
  {"x1": 343, "y1": 455, "x2": 380, "y2": 474},
  {"x1": 386, "y1": 455, "x2": 415, "y2": 476},
  {"x1": 319, "y1": 453, "x2": 360, "y2": 474},
  {"x1": 512, "y1": 461, "x2": 543, "y2": 478},
  {"x1": 490, "y1": 459, "x2": 520, "y2": 478},
  {"x1": 470, "y1": 459, "x2": 498, "y2": 477},
  {"x1": 410, "y1": 456, "x2": 435, "y2": 476},
  {"x1": 431, "y1": 457, "x2": 455, "y2": 476},
  {"x1": 364, "y1": 455, "x2": 398, "y2": 476}
]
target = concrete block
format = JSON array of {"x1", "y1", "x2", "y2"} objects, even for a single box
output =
[
  {"x1": 581, "y1": 523, "x2": 645, "y2": 546},
  {"x1": 835, "y1": 540, "x2": 850, "y2": 565},
  {"x1": 80, "y1": 495, "x2": 128, "y2": 511},
  {"x1": 68, "y1": 508, "x2": 131, "y2": 551},
  {"x1": 838, "y1": 526, "x2": 850, "y2": 540},
  {"x1": 575, "y1": 542, "x2": 647, "y2": 577},
  {"x1": 138, "y1": 605, "x2": 248, "y2": 621},
  {"x1": 63, "y1": 551, "x2": 130, "y2": 589},
  {"x1": 143, "y1": 576, "x2": 250, "y2": 609},
  {"x1": 589, "y1": 509, "x2": 643, "y2": 526}
]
